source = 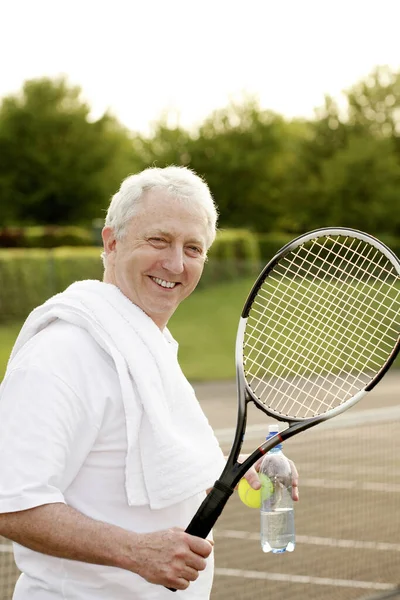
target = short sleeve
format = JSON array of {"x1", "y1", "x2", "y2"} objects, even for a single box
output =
[{"x1": 0, "y1": 366, "x2": 103, "y2": 513}]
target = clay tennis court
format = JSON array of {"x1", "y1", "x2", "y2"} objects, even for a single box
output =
[{"x1": 1, "y1": 373, "x2": 400, "y2": 599}]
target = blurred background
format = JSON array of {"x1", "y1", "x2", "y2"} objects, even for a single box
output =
[{"x1": 0, "y1": 0, "x2": 400, "y2": 598}]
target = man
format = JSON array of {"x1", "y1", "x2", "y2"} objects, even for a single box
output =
[{"x1": 0, "y1": 166, "x2": 298, "y2": 599}]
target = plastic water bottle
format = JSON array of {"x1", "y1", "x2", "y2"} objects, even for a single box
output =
[{"x1": 260, "y1": 424, "x2": 295, "y2": 553}]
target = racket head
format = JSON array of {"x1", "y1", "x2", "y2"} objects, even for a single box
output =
[{"x1": 237, "y1": 227, "x2": 400, "y2": 423}]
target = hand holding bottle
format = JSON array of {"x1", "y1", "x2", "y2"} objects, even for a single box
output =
[{"x1": 259, "y1": 424, "x2": 296, "y2": 554}]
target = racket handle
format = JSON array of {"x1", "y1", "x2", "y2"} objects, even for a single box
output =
[
  {"x1": 166, "y1": 480, "x2": 234, "y2": 592},
  {"x1": 186, "y1": 479, "x2": 234, "y2": 538}
]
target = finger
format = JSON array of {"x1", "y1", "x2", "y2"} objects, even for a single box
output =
[
  {"x1": 243, "y1": 466, "x2": 261, "y2": 490},
  {"x1": 187, "y1": 534, "x2": 214, "y2": 558},
  {"x1": 288, "y1": 459, "x2": 299, "y2": 501},
  {"x1": 253, "y1": 456, "x2": 264, "y2": 472},
  {"x1": 236, "y1": 455, "x2": 261, "y2": 490},
  {"x1": 288, "y1": 459, "x2": 299, "y2": 480},
  {"x1": 185, "y1": 554, "x2": 207, "y2": 572},
  {"x1": 182, "y1": 566, "x2": 200, "y2": 582},
  {"x1": 173, "y1": 577, "x2": 191, "y2": 591}
]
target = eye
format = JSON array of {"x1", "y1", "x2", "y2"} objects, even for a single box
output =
[
  {"x1": 148, "y1": 237, "x2": 168, "y2": 247},
  {"x1": 186, "y1": 245, "x2": 204, "y2": 256}
]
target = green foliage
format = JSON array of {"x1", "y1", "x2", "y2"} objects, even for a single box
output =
[
  {"x1": 2, "y1": 67, "x2": 400, "y2": 241},
  {"x1": 199, "y1": 229, "x2": 262, "y2": 285},
  {"x1": 132, "y1": 119, "x2": 192, "y2": 168},
  {"x1": 0, "y1": 322, "x2": 21, "y2": 379},
  {"x1": 189, "y1": 101, "x2": 307, "y2": 233},
  {"x1": 278, "y1": 67, "x2": 400, "y2": 235},
  {"x1": 208, "y1": 229, "x2": 260, "y2": 262},
  {"x1": 375, "y1": 234, "x2": 400, "y2": 260},
  {"x1": 0, "y1": 77, "x2": 137, "y2": 226},
  {"x1": 23, "y1": 226, "x2": 95, "y2": 248},
  {"x1": 257, "y1": 232, "x2": 294, "y2": 261},
  {"x1": 127, "y1": 71, "x2": 400, "y2": 238},
  {"x1": 0, "y1": 248, "x2": 103, "y2": 322},
  {"x1": 318, "y1": 135, "x2": 400, "y2": 233},
  {"x1": 0, "y1": 225, "x2": 95, "y2": 248},
  {"x1": 346, "y1": 66, "x2": 400, "y2": 138},
  {"x1": 128, "y1": 99, "x2": 308, "y2": 234}
]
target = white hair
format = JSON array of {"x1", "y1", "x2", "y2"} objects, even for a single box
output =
[{"x1": 103, "y1": 165, "x2": 218, "y2": 248}]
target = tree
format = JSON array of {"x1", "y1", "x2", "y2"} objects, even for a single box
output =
[
  {"x1": 317, "y1": 134, "x2": 400, "y2": 232},
  {"x1": 189, "y1": 100, "x2": 287, "y2": 232},
  {"x1": 346, "y1": 65, "x2": 400, "y2": 139},
  {"x1": 284, "y1": 66, "x2": 400, "y2": 235},
  {"x1": 137, "y1": 99, "x2": 308, "y2": 233},
  {"x1": 131, "y1": 115, "x2": 192, "y2": 170},
  {"x1": 0, "y1": 77, "x2": 136, "y2": 225}
]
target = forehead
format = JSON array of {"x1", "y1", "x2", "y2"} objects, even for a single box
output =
[{"x1": 130, "y1": 189, "x2": 209, "y2": 241}]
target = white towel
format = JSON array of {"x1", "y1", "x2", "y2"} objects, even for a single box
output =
[{"x1": 8, "y1": 280, "x2": 226, "y2": 510}]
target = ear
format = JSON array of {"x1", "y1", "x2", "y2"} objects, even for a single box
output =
[{"x1": 102, "y1": 227, "x2": 117, "y2": 258}]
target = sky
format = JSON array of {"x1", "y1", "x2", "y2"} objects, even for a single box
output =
[{"x1": 1, "y1": 0, "x2": 399, "y2": 134}]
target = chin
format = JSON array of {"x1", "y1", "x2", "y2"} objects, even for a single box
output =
[{"x1": 146, "y1": 302, "x2": 176, "y2": 319}]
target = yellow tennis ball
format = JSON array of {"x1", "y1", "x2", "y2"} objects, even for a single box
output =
[
  {"x1": 238, "y1": 478, "x2": 261, "y2": 508},
  {"x1": 260, "y1": 473, "x2": 274, "y2": 502},
  {"x1": 238, "y1": 474, "x2": 274, "y2": 509}
]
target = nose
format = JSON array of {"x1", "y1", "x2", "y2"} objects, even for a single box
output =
[{"x1": 161, "y1": 245, "x2": 185, "y2": 274}]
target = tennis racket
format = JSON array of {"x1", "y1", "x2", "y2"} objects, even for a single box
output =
[{"x1": 186, "y1": 227, "x2": 400, "y2": 542}]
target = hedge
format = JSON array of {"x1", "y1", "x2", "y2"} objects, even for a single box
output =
[
  {"x1": 0, "y1": 248, "x2": 103, "y2": 323},
  {"x1": 3, "y1": 229, "x2": 396, "y2": 324},
  {"x1": 0, "y1": 230, "x2": 266, "y2": 323},
  {"x1": 0, "y1": 225, "x2": 95, "y2": 248}
]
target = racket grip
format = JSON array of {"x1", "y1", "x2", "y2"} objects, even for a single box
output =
[
  {"x1": 166, "y1": 480, "x2": 234, "y2": 592},
  {"x1": 185, "y1": 479, "x2": 234, "y2": 538}
]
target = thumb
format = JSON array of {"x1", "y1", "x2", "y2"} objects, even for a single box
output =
[{"x1": 244, "y1": 467, "x2": 261, "y2": 490}]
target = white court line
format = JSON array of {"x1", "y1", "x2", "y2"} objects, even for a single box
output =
[
  {"x1": 214, "y1": 567, "x2": 397, "y2": 591},
  {"x1": 300, "y1": 478, "x2": 400, "y2": 493},
  {"x1": 296, "y1": 463, "x2": 400, "y2": 477},
  {"x1": 215, "y1": 529, "x2": 400, "y2": 552},
  {"x1": 214, "y1": 405, "x2": 400, "y2": 443}
]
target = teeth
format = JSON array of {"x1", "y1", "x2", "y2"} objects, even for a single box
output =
[{"x1": 151, "y1": 277, "x2": 177, "y2": 289}]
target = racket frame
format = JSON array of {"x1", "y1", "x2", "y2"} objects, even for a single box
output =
[
  {"x1": 181, "y1": 227, "x2": 400, "y2": 544},
  {"x1": 242, "y1": 227, "x2": 400, "y2": 394}
]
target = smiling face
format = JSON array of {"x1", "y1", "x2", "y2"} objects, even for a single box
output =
[{"x1": 102, "y1": 189, "x2": 209, "y2": 329}]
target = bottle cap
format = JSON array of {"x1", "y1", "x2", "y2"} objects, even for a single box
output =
[{"x1": 266, "y1": 423, "x2": 282, "y2": 450}]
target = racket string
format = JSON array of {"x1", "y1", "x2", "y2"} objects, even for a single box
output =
[
  {"x1": 245, "y1": 325, "x2": 373, "y2": 416},
  {"x1": 243, "y1": 234, "x2": 400, "y2": 419},
  {"x1": 252, "y1": 244, "x2": 398, "y2": 390},
  {"x1": 247, "y1": 240, "x2": 382, "y2": 394}
]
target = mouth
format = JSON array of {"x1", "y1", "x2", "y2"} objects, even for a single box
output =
[{"x1": 150, "y1": 276, "x2": 179, "y2": 289}]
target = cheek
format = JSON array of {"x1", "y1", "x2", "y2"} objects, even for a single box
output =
[
  {"x1": 187, "y1": 262, "x2": 205, "y2": 288},
  {"x1": 115, "y1": 256, "x2": 138, "y2": 286}
]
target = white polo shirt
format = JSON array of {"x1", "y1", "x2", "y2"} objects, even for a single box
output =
[{"x1": 0, "y1": 320, "x2": 215, "y2": 599}]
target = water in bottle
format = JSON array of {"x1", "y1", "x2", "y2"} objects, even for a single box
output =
[{"x1": 260, "y1": 424, "x2": 295, "y2": 553}]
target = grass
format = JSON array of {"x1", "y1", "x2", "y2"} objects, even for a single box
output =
[
  {"x1": 169, "y1": 278, "x2": 254, "y2": 380},
  {"x1": 0, "y1": 322, "x2": 22, "y2": 380}
]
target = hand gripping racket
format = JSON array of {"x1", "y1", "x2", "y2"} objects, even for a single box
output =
[{"x1": 169, "y1": 227, "x2": 400, "y2": 591}]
